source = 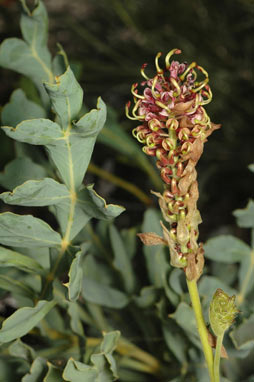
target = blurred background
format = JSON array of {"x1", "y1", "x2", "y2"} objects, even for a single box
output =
[{"x1": 0, "y1": 0, "x2": 254, "y2": 241}]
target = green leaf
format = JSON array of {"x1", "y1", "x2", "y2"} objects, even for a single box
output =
[
  {"x1": 237, "y1": 249, "x2": 254, "y2": 304},
  {"x1": 67, "y1": 302, "x2": 84, "y2": 337},
  {"x1": 109, "y1": 224, "x2": 135, "y2": 294},
  {"x1": 230, "y1": 314, "x2": 254, "y2": 353},
  {"x1": 51, "y1": 200, "x2": 90, "y2": 241},
  {"x1": 204, "y1": 235, "x2": 251, "y2": 263},
  {"x1": 248, "y1": 163, "x2": 254, "y2": 173},
  {"x1": 83, "y1": 254, "x2": 113, "y2": 286},
  {"x1": 45, "y1": 96, "x2": 107, "y2": 190},
  {"x1": 43, "y1": 363, "x2": 62, "y2": 382},
  {"x1": 133, "y1": 286, "x2": 159, "y2": 308},
  {"x1": 141, "y1": 210, "x2": 178, "y2": 304},
  {"x1": 199, "y1": 276, "x2": 236, "y2": 303},
  {"x1": 1, "y1": 89, "x2": 46, "y2": 127},
  {"x1": 121, "y1": 227, "x2": 138, "y2": 260},
  {"x1": 77, "y1": 185, "x2": 125, "y2": 220},
  {"x1": 2, "y1": 119, "x2": 63, "y2": 145},
  {"x1": 0, "y1": 157, "x2": 47, "y2": 190},
  {"x1": 233, "y1": 200, "x2": 254, "y2": 228},
  {"x1": 0, "y1": 212, "x2": 62, "y2": 248},
  {"x1": 170, "y1": 302, "x2": 200, "y2": 348},
  {"x1": 62, "y1": 359, "x2": 97, "y2": 382},
  {"x1": 65, "y1": 249, "x2": 84, "y2": 301},
  {"x1": 82, "y1": 277, "x2": 129, "y2": 309},
  {"x1": 141, "y1": 208, "x2": 166, "y2": 287},
  {"x1": 0, "y1": 246, "x2": 45, "y2": 274},
  {"x1": 100, "y1": 331, "x2": 120, "y2": 354},
  {"x1": 2, "y1": 88, "x2": 107, "y2": 191},
  {"x1": 0, "y1": 178, "x2": 69, "y2": 207},
  {"x1": 0, "y1": 0, "x2": 53, "y2": 102},
  {"x1": 211, "y1": 262, "x2": 238, "y2": 286},
  {"x1": 22, "y1": 357, "x2": 48, "y2": 382},
  {"x1": 90, "y1": 332, "x2": 120, "y2": 381},
  {"x1": 44, "y1": 66, "x2": 83, "y2": 129},
  {"x1": 169, "y1": 269, "x2": 184, "y2": 296},
  {"x1": 8, "y1": 338, "x2": 36, "y2": 362},
  {"x1": 0, "y1": 300, "x2": 56, "y2": 343},
  {"x1": 162, "y1": 320, "x2": 187, "y2": 363},
  {"x1": 0, "y1": 275, "x2": 35, "y2": 300}
]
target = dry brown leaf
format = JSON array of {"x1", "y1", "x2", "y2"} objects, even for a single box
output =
[{"x1": 137, "y1": 232, "x2": 167, "y2": 246}]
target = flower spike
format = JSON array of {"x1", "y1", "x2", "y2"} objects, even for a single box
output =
[{"x1": 127, "y1": 49, "x2": 220, "y2": 278}]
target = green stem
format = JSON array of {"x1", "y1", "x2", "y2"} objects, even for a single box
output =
[
  {"x1": 186, "y1": 279, "x2": 215, "y2": 382},
  {"x1": 214, "y1": 333, "x2": 224, "y2": 382},
  {"x1": 88, "y1": 162, "x2": 153, "y2": 205}
]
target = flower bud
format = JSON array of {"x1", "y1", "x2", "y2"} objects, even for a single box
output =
[{"x1": 209, "y1": 289, "x2": 238, "y2": 337}]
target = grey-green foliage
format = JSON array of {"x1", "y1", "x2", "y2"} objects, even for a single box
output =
[{"x1": 0, "y1": 1, "x2": 123, "y2": 381}]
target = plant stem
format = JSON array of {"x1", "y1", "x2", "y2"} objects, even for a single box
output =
[
  {"x1": 214, "y1": 333, "x2": 224, "y2": 382},
  {"x1": 88, "y1": 162, "x2": 153, "y2": 205},
  {"x1": 186, "y1": 279, "x2": 215, "y2": 382}
]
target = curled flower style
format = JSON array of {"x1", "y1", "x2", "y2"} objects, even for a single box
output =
[{"x1": 126, "y1": 49, "x2": 220, "y2": 279}]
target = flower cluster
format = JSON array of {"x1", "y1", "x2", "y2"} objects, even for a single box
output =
[{"x1": 126, "y1": 49, "x2": 220, "y2": 280}]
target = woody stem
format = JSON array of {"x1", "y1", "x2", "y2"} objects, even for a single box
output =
[{"x1": 186, "y1": 279, "x2": 215, "y2": 382}]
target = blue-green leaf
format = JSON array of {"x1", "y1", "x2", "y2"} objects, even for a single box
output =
[
  {"x1": 0, "y1": 178, "x2": 69, "y2": 207},
  {"x1": 141, "y1": 209, "x2": 166, "y2": 287},
  {"x1": 204, "y1": 235, "x2": 251, "y2": 263},
  {"x1": 109, "y1": 224, "x2": 135, "y2": 294},
  {"x1": 162, "y1": 321, "x2": 187, "y2": 364},
  {"x1": 0, "y1": 0, "x2": 53, "y2": 102},
  {"x1": 77, "y1": 185, "x2": 125, "y2": 220},
  {"x1": 0, "y1": 157, "x2": 47, "y2": 190},
  {"x1": 0, "y1": 300, "x2": 56, "y2": 343},
  {"x1": 44, "y1": 66, "x2": 83, "y2": 129},
  {"x1": 1, "y1": 91, "x2": 107, "y2": 191},
  {"x1": 51, "y1": 200, "x2": 90, "y2": 240},
  {"x1": 8, "y1": 338, "x2": 36, "y2": 363},
  {"x1": 91, "y1": 331, "x2": 120, "y2": 380},
  {"x1": 22, "y1": 357, "x2": 48, "y2": 382},
  {"x1": 63, "y1": 359, "x2": 97, "y2": 382},
  {"x1": 248, "y1": 163, "x2": 254, "y2": 173},
  {"x1": 237, "y1": 249, "x2": 254, "y2": 305},
  {"x1": 45, "y1": 97, "x2": 106, "y2": 190},
  {"x1": 63, "y1": 331, "x2": 120, "y2": 382},
  {"x1": 0, "y1": 246, "x2": 45, "y2": 274},
  {"x1": 82, "y1": 277, "x2": 129, "y2": 309},
  {"x1": 133, "y1": 286, "x2": 159, "y2": 308},
  {"x1": 0, "y1": 275, "x2": 35, "y2": 300},
  {"x1": 67, "y1": 302, "x2": 84, "y2": 337},
  {"x1": 2, "y1": 119, "x2": 63, "y2": 145},
  {"x1": 1, "y1": 89, "x2": 46, "y2": 127},
  {"x1": 65, "y1": 249, "x2": 84, "y2": 301},
  {"x1": 170, "y1": 302, "x2": 200, "y2": 348},
  {"x1": 230, "y1": 314, "x2": 254, "y2": 354},
  {"x1": 233, "y1": 200, "x2": 254, "y2": 228},
  {"x1": 43, "y1": 363, "x2": 62, "y2": 382},
  {"x1": 0, "y1": 212, "x2": 62, "y2": 248}
]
